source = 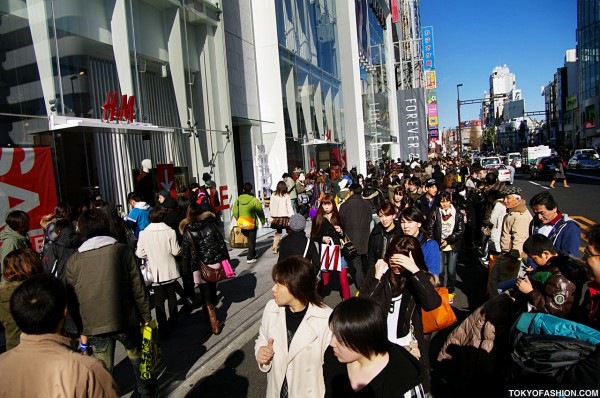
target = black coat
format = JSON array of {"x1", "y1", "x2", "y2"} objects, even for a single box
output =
[
  {"x1": 428, "y1": 206, "x2": 465, "y2": 253},
  {"x1": 367, "y1": 221, "x2": 403, "y2": 269},
  {"x1": 323, "y1": 343, "x2": 425, "y2": 398},
  {"x1": 181, "y1": 213, "x2": 229, "y2": 272},
  {"x1": 311, "y1": 217, "x2": 343, "y2": 246},
  {"x1": 414, "y1": 193, "x2": 438, "y2": 221},
  {"x1": 278, "y1": 230, "x2": 320, "y2": 272},
  {"x1": 43, "y1": 225, "x2": 81, "y2": 281},
  {"x1": 339, "y1": 194, "x2": 372, "y2": 254}
]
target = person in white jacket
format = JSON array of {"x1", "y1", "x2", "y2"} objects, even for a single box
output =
[
  {"x1": 255, "y1": 256, "x2": 332, "y2": 398},
  {"x1": 136, "y1": 207, "x2": 181, "y2": 338},
  {"x1": 269, "y1": 181, "x2": 294, "y2": 253}
]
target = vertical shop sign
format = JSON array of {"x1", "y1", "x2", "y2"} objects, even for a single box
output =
[{"x1": 397, "y1": 88, "x2": 427, "y2": 161}]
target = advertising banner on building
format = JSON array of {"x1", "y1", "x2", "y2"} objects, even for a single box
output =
[
  {"x1": 397, "y1": 88, "x2": 428, "y2": 161},
  {"x1": 422, "y1": 26, "x2": 435, "y2": 69},
  {"x1": 0, "y1": 147, "x2": 58, "y2": 251},
  {"x1": 426, "y1": 70, "x2": 437, "y2": 89}
]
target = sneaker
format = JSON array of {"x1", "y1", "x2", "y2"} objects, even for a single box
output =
[
  {"x1": 247, "y1": 258, "x2": 257, "y2": 264},
  {"x1": 448, "y1": 293, "x2": 455, "y2": 304}
]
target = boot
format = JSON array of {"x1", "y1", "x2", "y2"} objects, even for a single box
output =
[
  {"x1": 199, "y1": 284, "x2": 221, "y2": 335},
  {"x1": 272, "y1": 232, "x2": 282, "y2": 254}
]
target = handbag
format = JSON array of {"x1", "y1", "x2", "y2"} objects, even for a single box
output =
[
  {"x1": 139, "y1": 320, "x2": 161, "y2": 380},
  {"x1": 421, "y1": 287, "x2": 457, "y2": 334},
  {"x1": 185, "y1": 230, "x2": 228, "y2": 283},
  {"x1": 140, "y1": 260, "x2": 154, "y2": 287},
  {"x1": 340, "y1": 234, "x2": 359, "y2": 261},
  {"x1": 270, "y1": 216, "x2": 289, "y2": 229},
  {"x1": 229, "y1": 226, "x2": 248, "y2": 248},
  {"x1": 320, "y1": 242, "x2": 341, "y2": 272}
]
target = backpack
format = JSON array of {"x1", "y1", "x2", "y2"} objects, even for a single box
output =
[
  {"x1": 507, "y1": 312, "x2": 599, "y2": 386},
  {"x1": 196, "y1": 189, "x2": 212, "y2": 213}
]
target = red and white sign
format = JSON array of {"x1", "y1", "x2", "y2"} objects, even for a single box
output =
[
  {"x1": 156, "y1": 163, "x2": 176, "y2": 198},
  {"x1": 0, "y1": 147, "x2": 58, "y2": 251},
  {"x1": 102, "y1": 91, "x2": 135, "y2": 123},
  {"x1": 214, "y1": 185, "x2": 230, "y2": 212}
]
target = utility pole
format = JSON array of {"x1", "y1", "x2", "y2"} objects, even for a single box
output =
[{"x1": 456, "y1": 83, "x2": 463, "y2": 157}]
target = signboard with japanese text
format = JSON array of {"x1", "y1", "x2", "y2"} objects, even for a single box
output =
[
  {"x1": 426, "y1": 70, "x2": 437, "y2": 89},
  {"x1": 0, "y1": 147, "x2": 58, "y2": 251},
  {"x1": 421, "y1": 26, "x2": 435, "y2": 70}
]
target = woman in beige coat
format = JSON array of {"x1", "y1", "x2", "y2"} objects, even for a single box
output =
[
  {"x1": 255, "y1": 256, "x2": 332, "y2": 398},
  {"x1": 136, "y1": 207, "x2": 181, "y2": 338},
  {"x1": 269, "y1": 181, "x2": 294, "y2": 253}
]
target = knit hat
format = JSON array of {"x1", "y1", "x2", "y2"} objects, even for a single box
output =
[
  {"x1": 501, "y1": 186, "x2": 522, "y2": 196},
  {"x1": 158, "y1": 189, "x2": 170, "y2": 199},
  {"x1": 288, "y1": 214, "x2": 306, "y2": 232},
  {"x1": 338, "y1": 179, "x2": 348, "y2": 189}
]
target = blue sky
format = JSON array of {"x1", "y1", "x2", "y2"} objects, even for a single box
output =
[{"x1": 419, "y1": 0, "x2": 577, "y2": 132}]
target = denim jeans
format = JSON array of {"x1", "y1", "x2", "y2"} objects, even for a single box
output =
[
  {"x1": 440, "y1": 250, "x2": 458, "y2": 294},
  {"x1": 89, "y1": 328, "x2": 157, "y2": 398}
]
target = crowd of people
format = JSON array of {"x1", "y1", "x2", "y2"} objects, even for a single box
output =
[{"x1": 0, "y1": 155, "x2": 599, "y2": 397}]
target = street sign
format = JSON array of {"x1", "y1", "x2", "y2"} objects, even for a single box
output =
[{"x1": 156, "y1": 164, "x2": 175, "y2": 197}]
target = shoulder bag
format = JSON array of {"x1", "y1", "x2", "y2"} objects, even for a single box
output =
[
  {"x1": 185, "y1": 230, "x2": 227, "y2": 283},
  {"x1": 340, "y1": 234, "x2": 358, "y2": 261},
  {"x1": 236, "y1": 199, "x2": 255, "y2": 230},
  {"x1": 422, "y1": 286, "x2": 457, "y2": 334}
]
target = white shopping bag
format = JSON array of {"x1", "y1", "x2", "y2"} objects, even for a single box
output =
[{"x1": 320, "y1": 242, "x2": 341, "y2": 272}]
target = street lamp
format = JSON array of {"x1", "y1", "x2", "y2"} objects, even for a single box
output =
[{"x1": 456, "y1": 83, "x2": 463, "y2": 158}]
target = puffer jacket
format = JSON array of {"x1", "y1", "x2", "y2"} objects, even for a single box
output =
[
  {"x1": 232, "y1": 193, "x2": 265, "y2": 227},
  {"x1": 42, "y1": 225, "x2": 80, "y2": 281},
  {"x1": 526, "y1": 254, "x2": 588, "y2": 318},
  {"x1": 181, "y1": 212, "x2": 229, "y2": 271}
]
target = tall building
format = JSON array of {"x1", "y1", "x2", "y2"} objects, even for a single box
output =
[
  {"x1": 1, "y1": 0, "x2": 233, "y2": 217},
  {"x1": 577, "y1": 0, "x2": 600, "y2": 147}
]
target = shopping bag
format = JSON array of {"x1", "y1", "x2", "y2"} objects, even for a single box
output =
[
  {"x1": 421, "y1": 287, "x2": 457, "y2": 334},
  {"x1": 140, "y1": 260, "x2": 154, "y2": 287},
  {"x1": 320, "y1": 242, "x2": 341, "y2": 272},
  {"x1": 309, "y1": 206, "x2": 319, "y2": 220},
  {"x1": 221, "y1": 259, "x2": 236, "y2": 278},
  {"x1": 229, "y1": 226, "x2": 248, "y2": 248},
  {"x1": 140, "y1": 320, "x2": 161, "y2": 380}
]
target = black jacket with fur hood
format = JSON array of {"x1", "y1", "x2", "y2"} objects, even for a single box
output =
[{"x1": 180, "y1": 212, "x2": 229, "y2": 271}]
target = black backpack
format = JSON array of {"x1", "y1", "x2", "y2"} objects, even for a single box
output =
[{"x1": 508, "y1": 327, "x2": 596, "y2": 387}]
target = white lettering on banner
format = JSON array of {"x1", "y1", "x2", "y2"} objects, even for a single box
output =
[
  {"x1": 404, "y1": 98, "x2": 421, "y2": 157},
  {"x1": 0, "y1": 182, "x2": 41, "y2": 224}
]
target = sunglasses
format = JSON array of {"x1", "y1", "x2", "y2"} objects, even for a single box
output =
[{"x1": 583, "y1": 248, "x2": 600, "y2": 258}]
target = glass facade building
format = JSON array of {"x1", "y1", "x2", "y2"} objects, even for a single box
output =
[
  {"x1": 1, "y1": 0, "x2": 231, "y2": 210},
  {"x1": 577, "y1": 0, "x2": 600, "y2": 145},
  {"x1": 275, "y1": 0, "x2": 345, "y2": 174}
]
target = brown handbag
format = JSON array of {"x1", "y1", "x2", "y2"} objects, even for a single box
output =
[
  {"x1": 185, "y1": 230, "x2": 227, "y2": 283},
  {"x1": 422, "y1": 287, "x2": 457, "y2": 334}
]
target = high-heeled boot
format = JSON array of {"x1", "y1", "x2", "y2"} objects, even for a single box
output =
[
  {"x1": 272, "y1": 232, "x2": 281, "y2": 254},
  {"x1": 199, "y1": 284, "x2": 221, "y2": 335}
]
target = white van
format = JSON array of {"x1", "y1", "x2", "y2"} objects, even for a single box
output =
[{"x1": 507, "y1": 152, "x2": 522, "y2": 169}]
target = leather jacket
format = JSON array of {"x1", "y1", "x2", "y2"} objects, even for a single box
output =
[{"x1": 181, "y1": 212, "x2": 229, "y2": 271}]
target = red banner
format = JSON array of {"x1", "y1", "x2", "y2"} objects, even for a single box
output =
[{"x1": 0, "y1": 147, "x2": 58, "y2": 251}]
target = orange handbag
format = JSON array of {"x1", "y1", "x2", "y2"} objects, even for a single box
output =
[{"x1": 422, "y1": 287, "x2": 457, "y2": 334}]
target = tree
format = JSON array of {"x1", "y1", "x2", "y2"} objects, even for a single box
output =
[{"x1": 482, "y1": 126, "x2": 497, "y2": 152}]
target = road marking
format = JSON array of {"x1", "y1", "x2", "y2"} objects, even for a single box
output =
[
  {"x1": 528, "y1": 181, "x2": 549, "y2": 189},
  {"x1": 566, "y1": 172, "x2": 600, "y2": 180}
]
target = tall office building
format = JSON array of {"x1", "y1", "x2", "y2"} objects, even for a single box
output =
[{"x1": 577, "y1": 0, "x2": 600, "y2": 147}]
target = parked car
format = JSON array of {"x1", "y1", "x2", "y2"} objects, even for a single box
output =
[
  {"x1": 479, "y1": 156, "x2": 502, "y2": 168},
  {"x1": 567, "y1": 154, "x2": 600, "y2": 169},
  {"x1": 573, "y1": 148, "x2": 599, "y2": 159},
  {"x1": 529, "y1": 156, "x2": 563, "y2": 180}
]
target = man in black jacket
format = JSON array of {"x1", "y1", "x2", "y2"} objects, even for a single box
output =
[{"x1": 339, "y1": 184, "x2": 372, "y2": 289}]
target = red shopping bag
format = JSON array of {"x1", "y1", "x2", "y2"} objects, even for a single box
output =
[{"x1": 320, "y1": 243, "x2": 341, "y2": 272}]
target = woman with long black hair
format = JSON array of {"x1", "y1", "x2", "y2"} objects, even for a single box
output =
[{"x1": 359, "y1": 235, "x2": 441, "y2": 394}]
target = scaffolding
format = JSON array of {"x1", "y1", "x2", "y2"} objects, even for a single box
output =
[{"x1": 392, "y1": 0, "x2": 424, "y2": 90}]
